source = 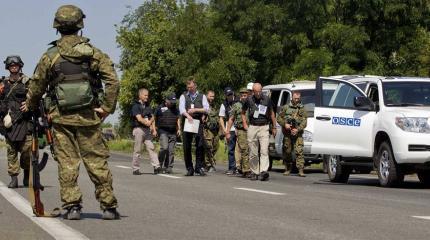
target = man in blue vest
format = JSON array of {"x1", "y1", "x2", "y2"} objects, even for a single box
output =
[
  {"x1": 179, "y1": 77, "x2": 209, "y2": 176},
  {"x1": 155, "y1": 94, "x2": 180, "y2": 174}
]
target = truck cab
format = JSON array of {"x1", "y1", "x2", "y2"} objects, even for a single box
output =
[{"x1": 312, "y1": 75, "x2": 430, "y2": 187}]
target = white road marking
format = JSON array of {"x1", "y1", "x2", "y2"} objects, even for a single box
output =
[
  {"x1": 412, "y1": 216, "x2": 430, "y2": 220},
  {"x1": 0, "y1": 181, "x2": 89, "y2": 240},
  {"x1": 158, "y1": 174, "x2": 182, "y2": 179},
  {"x1": 234, "y1": 187, "x2": 286, "y2": 196},
  {"x1": 115, "y1": 165, "x2": 132, "y2": 169}
]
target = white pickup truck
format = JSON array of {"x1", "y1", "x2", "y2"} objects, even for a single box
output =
[{"x1": 311, "y1": 75, "x2": 430, "y2": 187}]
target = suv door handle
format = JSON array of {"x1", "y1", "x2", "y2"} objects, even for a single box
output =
[{"x1": 316, "y1": 115, "x2": 331, "y2": 121}]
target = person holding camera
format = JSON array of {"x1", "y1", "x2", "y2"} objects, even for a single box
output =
[{"x1": 277, "y1": 91, "x2": 307, "y2": 177}]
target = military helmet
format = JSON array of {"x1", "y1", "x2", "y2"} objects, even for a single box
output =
[
  {"x1": 53, "y1": 5, "x2": 85, "y2": 32},
  {"x1": 4, "y1": 55, "x2": 24, "y2": 69}
]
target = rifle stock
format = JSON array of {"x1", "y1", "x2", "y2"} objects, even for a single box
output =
[{"x1": 30, "y1": 113, "x2": 45, "y2": 216}]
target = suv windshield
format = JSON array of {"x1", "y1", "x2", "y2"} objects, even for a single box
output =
[
  {"x1": 299, "y1": 89, "x2": 316, "y2": 117},
  {"x1": 383, "y1": 81, "x2": 430, "y2": 106}
]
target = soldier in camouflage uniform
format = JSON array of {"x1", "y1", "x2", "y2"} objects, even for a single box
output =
[
  {"x1": 203, "y1": 90, "x2": 219, "y2": 172},
  {"x1": 277, "y1": 91, "x2": 307, "y2": 177},
  {"x1": 22, "y1": 5, "x2": 120, "y2": 220},
  {"x1": 0, "y1": 56, "x2": 32, "y2": 188},
  {"x1": 226, "y1": 88, "x2": 250, "y2": 177}
]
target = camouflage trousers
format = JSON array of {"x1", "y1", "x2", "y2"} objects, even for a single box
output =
[
  {"x1": 236, "y1": 129, "x2": 249, "y2": 172},
  {"x1": 282, "y1": 135, "x2": 304, "y2": 170},
  {"x1": 203, "y1": 128, "x2": 219, "y2": 169},
  {"x1": 52, "y1": 123, "x2": 118, "y2": 210},
  {"x1": 6, "y1": 135, "x2": 31, "y2": 176}
]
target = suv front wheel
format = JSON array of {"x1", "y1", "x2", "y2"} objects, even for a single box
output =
[
  {"x1": 326, "y1": 155, "x2": 351, "y2": 183},
  {"x1": 377, "y1": 141, "x2": 404, "y2": 187}
]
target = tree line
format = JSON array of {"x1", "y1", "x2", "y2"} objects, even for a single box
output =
[{"x1": 116, "y1": 0, "x2": 430, "y2": 136}]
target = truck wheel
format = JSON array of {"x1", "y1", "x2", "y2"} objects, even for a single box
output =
[
  {"x1": 322, "y1": 155, "x2": 328, "y2": 173},
  {"x1": 417, "y1": 171, "x2": 430, "y2": 187},
  {"x1": 377, "y1": 141, "x2": 404, "y2": 187},
  {"x1": 327, "y1": 155, "x2": 350, "y2": 183}
]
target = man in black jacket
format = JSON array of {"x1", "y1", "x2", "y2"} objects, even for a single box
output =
[{"x1": 0, "y1": 55, "x2": 32, "y2": 188}]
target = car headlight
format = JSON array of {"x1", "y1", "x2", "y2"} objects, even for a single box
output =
[
  {"x1": 395, "y1": 117, "x2": 430, "y2": 133},
  {"x1": 303, "y1": 130, "x2": 313, "y2": 142}
]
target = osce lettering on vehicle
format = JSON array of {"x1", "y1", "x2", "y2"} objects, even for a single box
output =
[{"x1": 332, "y1": 117, "x2": 361, "y2": 127}]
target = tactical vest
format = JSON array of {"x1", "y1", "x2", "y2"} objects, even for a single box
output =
[
  {"x1": 233, "y1": 102, "x2": 247, "y2": 129},
  {"x1": 205, "y1": 104, "x2": 219, "y2": 132},
  {"x1": 184, "y1": 92, "x2": 204, "y2": 119},
  {"x1": 222, "y1": 98, "x2": 236, "y2": 120},
  {"x1": 47, "y1": 47, "x2": 101, "y2": 111},
  {"x1": 285, "y1": 103, "x2": 304, "y2": 127},
  {"x1": 157, "y1": 105, "x2": 178, "y2": 132},
  {"x1": 247, "y1": 95, "x2": 271, "y2": 126},
  {"x1": 0, "y1": 76, "x2": 31, "y2": 141}
]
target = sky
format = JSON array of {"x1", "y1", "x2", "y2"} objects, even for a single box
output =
[{"x1": 0, "y1": 0, "x2": 144, "y2": 124}]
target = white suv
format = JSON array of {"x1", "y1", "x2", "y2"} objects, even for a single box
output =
[
  {"x1": 311, "y1": 75, "x2": 430, "y2": 187},
  {"x1": 263, "y1": 81, "x2": 323, "y2": 170}
]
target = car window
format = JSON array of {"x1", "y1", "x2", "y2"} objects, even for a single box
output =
[
  {"x1": 368, "y1": 84, "x2": 379, "y2": 103},
  {"x1": 270, "y1": 90, "x2": 281, "y2": 112},
  {"x1": 279, "y1": 91, "x2": 290, "y2": 108},
  {"x1": 355, "y1": 83, "x2": 367, "y2": 92},
  {"x1": 383, "y1": 81, "x2": 430, "y2": 106},
  {"x1": 322, "y1": 80, "x2": 364, "y2": 108}
]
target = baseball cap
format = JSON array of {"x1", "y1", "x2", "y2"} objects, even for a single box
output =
[
  {"x1": 247, "y1": 82, "x2": 254, "y2": 90},
  {"x1": 224, "y1": 87, "x2": 234, "y2": 96},
  {"x1": 166, "y1": 94, "x2": 177, "y2": 103}
]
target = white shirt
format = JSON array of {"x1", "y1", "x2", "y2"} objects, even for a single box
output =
[{"x1": 219, "y1": 103, "x2": 235, "y2": 131}]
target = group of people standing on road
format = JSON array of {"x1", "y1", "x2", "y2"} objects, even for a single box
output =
[
  {"x1": 131, "y1": 77, "x2": 309, "y2": 181},
  {"x1": 0, "y1": 3, "x2": 309, "y2": 222}
]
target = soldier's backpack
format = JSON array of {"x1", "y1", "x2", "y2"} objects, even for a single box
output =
[{"x1": 46, "y1": 46, "x2": 101, "y2": 111}]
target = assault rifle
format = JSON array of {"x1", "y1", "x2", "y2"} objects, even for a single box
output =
[
  {"x1": 39, "y1": 99, "x2": 55, "y2": 159},
  {"x1": 29, "y1": 112, "x2": 49, "y2": 216}
]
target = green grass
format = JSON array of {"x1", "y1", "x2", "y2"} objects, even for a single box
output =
[{"x1": 107, "y1": 139, "x2": 134, "y2": 153}]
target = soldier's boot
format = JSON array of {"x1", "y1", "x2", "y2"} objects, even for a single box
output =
[
  {"x1": 65, "y1": 205, "x2": 82, "y2": 220},
  {"x1": 283, "y1": 163, "x2": 292, "y2": 176},
  {"x1": 102, "y1": 208, "x2": 121, "y2": 220},
  {"x1": 8, "y1": 176, "x2": 18, "y2": 188},
  {"x1": 298, "y1": 168, "x2": 306, "y2": 177},
  {"x1": 23, "y1": 170, "x2": 29, "y2": 187}
]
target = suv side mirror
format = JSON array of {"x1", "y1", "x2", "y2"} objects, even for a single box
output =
[{"x1": 354, "y1": 96, "x2": 375, "y2": 111}]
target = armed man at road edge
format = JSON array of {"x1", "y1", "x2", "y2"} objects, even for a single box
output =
[
  {"x1": 226, "y1": 87, "x2": 250, "y2": 178},
  {"x1": 242, "y1": 83, "x2": 277, "y2": 181},
  {"x1": 131, "y1": 88, "x2": 160, "y2": 175},
  {"x1": 21, "y1": 5, "x2": 120, "y2": 220},
  {"x1": 155, "y1": 94, "x2": 181, "y2": 174},
  {"x1": 179, "y1": 77, "x2": 209, "y2": 176},
  {"x1": 203, "y1": 90, "x2": 219, "y2": 172},
  {"x1": 0, "y1": 56, "x2": 32, "y2": 188},
  {"x1": 277, "y1": 91, "x2": 308, "y2": 177}
]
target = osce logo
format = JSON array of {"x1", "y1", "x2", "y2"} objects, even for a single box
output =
[{"x1": 332, "y1": 117, "x2": 361, "y2": 127}]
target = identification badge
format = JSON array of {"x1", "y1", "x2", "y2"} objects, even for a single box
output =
[
  {"x1": 161, "y1": 107, "x2": 168, "y2": 112},
  {"x1": 191, "y1": 104, "x2": 195, "y2": 109},
  {"x1": 253, "y1": 110, "x2": 259, "y2": 118},
  {"x1": 258, "y1": 105, "x2": 267, "y2": 115}
]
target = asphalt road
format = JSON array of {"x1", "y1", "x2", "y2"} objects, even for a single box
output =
[{"x1": 0, "y1": 148, "x2": 429, "y2": 240}]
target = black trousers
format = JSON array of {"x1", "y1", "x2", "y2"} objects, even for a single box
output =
[{"x1": 182, "y1": 125, "x2": 204, "y2": 171}]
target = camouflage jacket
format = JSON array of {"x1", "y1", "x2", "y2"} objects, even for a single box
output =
[
  {"x1": 25, "y1": 35, "x2": 119, "y2": 126},
  {"x1": 205, "y1": 103, "x2": 219, "y2": 132},
  {"x1": 230, "y1": 101, "x2": 248, "y2": 129},
  {"x1": 277, "y1": 102, "x2": 307, "y2": 133}
]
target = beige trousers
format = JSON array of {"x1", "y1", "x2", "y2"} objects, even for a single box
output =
[{"x1": 247, "y1": 125, "x2": 270, "y2": 174}]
